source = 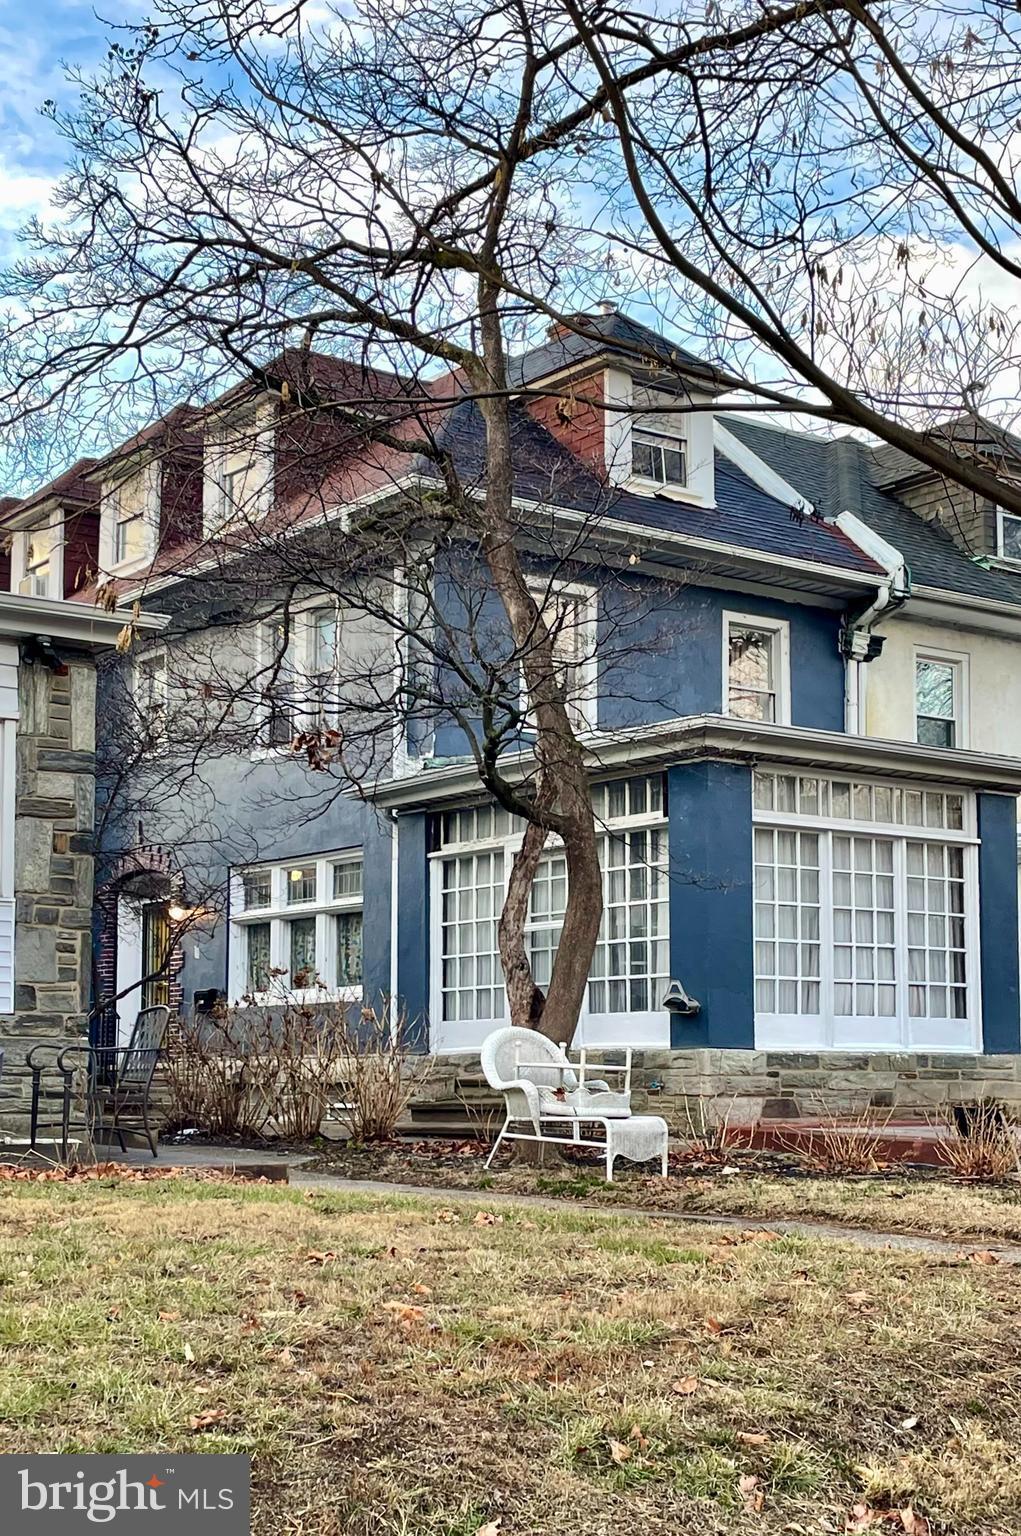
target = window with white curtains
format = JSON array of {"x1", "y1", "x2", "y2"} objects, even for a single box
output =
[
  {"x1": 230, "y1": 852, "x2": 363, "y2": 1003},
  {"x1": 432, "y1": 774, "x2": 669, "y2": 1046},
  {"x1": 752, "y1": 771, "x2": 978, "y2": 1050}
]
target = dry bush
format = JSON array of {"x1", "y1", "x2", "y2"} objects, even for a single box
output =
[
  {"x1": 165, "y1": 996, "x2": 350, "y2": 1140},
  {"x1": 779, "y1": 1104, "x2": 894, "y2": 1176},
  {"x1": 935, "y1": 1100, "x2": 1020, "y2": 1182},
  {"x1": 676, "y1": 1093, "x2": 753, "y2": 1163},
  {"x1": 327, "y1": 1003, "x2": 431, "y2": 1143}
]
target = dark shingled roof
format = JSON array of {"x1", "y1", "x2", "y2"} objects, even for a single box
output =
[
  {"x1": 507, "y1": 309, "x2": 717, "y2": 391},
  {"x1": 425, "y1": 395, "x2": 883, "y2": 578},
  {"x1": 724, "y1": 416, "x2": 1021, "y2": 609},
  {"x1": 871, "y1": 416, "x2": 1021, "y2": 488}
]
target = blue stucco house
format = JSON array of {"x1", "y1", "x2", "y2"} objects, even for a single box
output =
[{"x1": 6, "y1": 309, "x2": 1021, "y2": 1122}]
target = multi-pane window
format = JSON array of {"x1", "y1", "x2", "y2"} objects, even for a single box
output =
[
  {"x1": 17, "y1": 521, "x2": 57, "y2": 598},
  {"x1": 434, "y1": 774, "x2": 668, "y2": 1031},
  {"x1": 231, "y1": 852, "x2": 363, "y2": 1001},
  {"x1": 752, "y1": 770, "x2": 976, "y2": 1048},
  {"x1": 211, "y1": 408, "x2": 262, "y2": 532},
  {"x1": 632, "y1": 428, "x2": 687, "y2": 487},
  {"x1": 726, "y1": 616, "x2": 788, "y2": 723},
  {"x1": 523, "y1": 580, "x2": 596, "y2": 730},
  {"x1": 915, "y1": 656, "x2": 961, "y2": 748}
]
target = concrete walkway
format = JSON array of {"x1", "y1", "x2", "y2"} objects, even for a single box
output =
[{"x1": 119, "y1": 1142, "x2": 1021, "y2": 1263}]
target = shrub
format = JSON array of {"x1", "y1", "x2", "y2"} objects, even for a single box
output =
[
  {"x1": 165, "y1": 996, "x2": 428, "y2": 1143},
  {"x1": 936, "y1": 1099, "x2": 1020, "y2": 1181}
]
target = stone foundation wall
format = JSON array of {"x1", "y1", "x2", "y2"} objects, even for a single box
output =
[
  {"x1": 407, "y1": 1046, "x2": 1021, "y2": 1132},
  {"x1": 0, "y1": 657, "x2": 97, "y2": 1134}
]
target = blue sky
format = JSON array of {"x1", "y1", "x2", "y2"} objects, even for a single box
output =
[{"x1": 0, "y1": 0, "x2": 148, "y2": 260}]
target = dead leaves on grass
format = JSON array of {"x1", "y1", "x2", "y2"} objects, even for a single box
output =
[
  {"x1": 188, "y1": 1406, "x2": 228, "y2": 1432},
  {"x1": 847, "y1": 1505, "x2": 930, "y2": 1535}
]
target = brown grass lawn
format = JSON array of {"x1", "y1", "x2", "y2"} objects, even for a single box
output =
[{"x1": 1, "y1": 1180, "x2": 1020, "y2": 1536}]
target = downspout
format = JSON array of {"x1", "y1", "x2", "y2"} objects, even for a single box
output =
[{"x1": 835, "y1": 511, "x2": 911, "y2": 736}]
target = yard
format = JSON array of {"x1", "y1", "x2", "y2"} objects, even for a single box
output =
[{"x1": 1, "y1": 1180, "x2": 1020, "y2": 1535}]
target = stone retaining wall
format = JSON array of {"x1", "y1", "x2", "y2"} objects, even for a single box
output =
[{"x1": 408, "y1": 1046, "x2": 1021, "y2": 1132}]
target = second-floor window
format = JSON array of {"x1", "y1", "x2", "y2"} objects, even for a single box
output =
[
  {"x1": 725, "y1": 614, "x2": 790, "y2": 724},
  {"x1": 104, "y1": 464, "x2": 155, "y2": 572},
  {"x1": 16, "y1": 519, "x2": 59, "y2": 598},
  {"x1": 915, "y1": 654, "x2": 963, "y2": 748},
  {"x1": 632, "y1": 426, "x2": 687, "y2": 488},
  {"x1": 259, "y1": 605, "x2": 342, "y2": 746},
  {"x1": 135, "y1": 649, "x2": 169, "y2": 750},
  {"x1": 523, "y1": 579, "x2": 597, "y2": 731}
]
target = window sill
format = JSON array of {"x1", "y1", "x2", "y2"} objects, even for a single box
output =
[
  {"x1": 236, "y1": 987, "x2": 363, "y2": 1008},
  {"x1": 622, "y1": 477, "x2": 714, "y2": 507}
]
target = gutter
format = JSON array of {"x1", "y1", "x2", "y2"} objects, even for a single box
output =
[
  {"x1": 362, "y1": 713, "x2": 1021, "y2": 810},
  {"x1": 0, "y1": 592, "x2": 168, "y2": 649},
  {"x1": 834, "y1": 511, "x2": 911, "y2": 733}
]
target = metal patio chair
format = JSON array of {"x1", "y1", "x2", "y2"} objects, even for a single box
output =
[{"x1": 30, "y1": 1005, "x2": 171, "y2": 1159}]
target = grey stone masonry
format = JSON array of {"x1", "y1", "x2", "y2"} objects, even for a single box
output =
[
  {"x1": 405, "y1": 1045, "x2": 1021, "y2": 1133},
  {"x1": 0, "y1": 658, "x2": 98, "y2": 1133}
]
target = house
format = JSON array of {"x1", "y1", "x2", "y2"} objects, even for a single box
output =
[
  {"x1": 6, "y1": 308, "x2": 1021, "y2": 1128},
  {"x1": 0, "y1": 578, "x2": 166, "y2": 1134}
]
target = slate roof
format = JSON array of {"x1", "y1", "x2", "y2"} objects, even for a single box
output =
[
  {"x1": 507, "y1": 309, "x2": 718, "y2": 391},
  {"x1": 423, "y1": 394, "x2": 884, "y2": 578},
  {"x1": 871, "y1": 416, "x2": 1021, "y2": 488},
  {"x1": 724, "y1": 416, "x2": 1021, "y2": 610}
]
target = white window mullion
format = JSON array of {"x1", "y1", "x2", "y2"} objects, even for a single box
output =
[
  {"x1": 819, "y1": 830, "x2": 836, "y2": 1049},
  {"x1": 893, "y1": 838, "x2": 910, "y2": 1049}
]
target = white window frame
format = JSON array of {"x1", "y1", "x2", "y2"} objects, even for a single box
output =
[
  {"x1": 203, "y1": 399, "x2": 275, "y2": 538},
  {"x1": 630, "y1": 425, "x2": 688, "y2": 490},
  {"x1": 522, "y1": 578, "x2": 598, "y2": 732},
  {"x1": 723, "y1": 611, "x2": 791, "y2": 726},
  {"x1": 11, "y1": 515, "x2": 63, "y2": 601},
  {"x1": 100, "y1": 461, "x2": 159, "y2": 577},
  {"x1": 429, "y1": 775, "x2": 670, "y2": 1052},
  {"x1": 228, "y1": 850, "x2": 363, "y2": 1005},
  {"x1": 752, "y1": 770, "x2": 981, "y2": 1052},
  {"x1": 914, "y1": 647, "x2": 969, "y2": 750},
  {"x1": 996, "y1": 507, "x2": 1021, "y2": 564},
  {"x1": 254, "y1": 601, "x2": 343, "y2": 752},
  {"x1": 134, "y1": 646, "x2": 169, "y2": 752}
]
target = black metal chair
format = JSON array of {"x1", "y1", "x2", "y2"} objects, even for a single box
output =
[{"x1": 31, "y1": 1005, "x2": 171, "y2": 1159}]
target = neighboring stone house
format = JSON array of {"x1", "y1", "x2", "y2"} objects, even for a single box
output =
[{"x1": 0, "y1": 593, "x2": 165, "y2": 1134}]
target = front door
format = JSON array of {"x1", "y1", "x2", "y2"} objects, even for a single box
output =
[{"x1": 141, "y1": 902, "x2": 172, "y2": 1012}]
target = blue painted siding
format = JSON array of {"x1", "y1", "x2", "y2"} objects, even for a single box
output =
[
  {"x1": 977, "y1": 793, "x2": 1021, "y2": 1053},
  {"x1": 396, "y1": 811, "x2": 431, "y2": 1048},
  {"x1": 430, "y1": 558, "x2": 846, "y2": 758},
  {"x1": 666, "y1": 761, "x2": 755, "y2": 1049}
]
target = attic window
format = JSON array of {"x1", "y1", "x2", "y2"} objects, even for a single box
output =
[
  {"x1": 997, "y1": 509, "x2": 1021, "y2": 562},
  {"x1": 632, "y1": 427, "x2": 686, "y2": 488}
]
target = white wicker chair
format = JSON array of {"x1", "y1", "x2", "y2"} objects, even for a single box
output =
[{"x1": 480, "y1": 1026, "x2": 669, "y2": 1182}]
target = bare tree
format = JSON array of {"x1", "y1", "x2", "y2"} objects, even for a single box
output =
[{"x1": 2, "y1": 0, "x2": 1020, "y2": 1042}]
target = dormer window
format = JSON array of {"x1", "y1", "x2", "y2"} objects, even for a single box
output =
[
  {"x1": 100, "y1": 461, "x2": 158, "y2": 575},
  {"x1": 205, "y1": 402, "x2": 273, "y2": 537},
  {"x1": 632, "y1": 427, "x2": 687, "y2": 489},
  {"x1": 12, "y1": 515, "x2": 62, "y2": 600},
  {"x1": 114, "y1": 477, "x2": 148, "y2": 565},
  {"x1": 997, "y1": 508, "x2": 1021, "y2": 562}
]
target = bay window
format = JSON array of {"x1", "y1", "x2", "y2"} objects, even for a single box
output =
[
  {"x1": 230, "y1": 852, "x2": 363, "y2": 1002},
  {"x1": 432, "y1": 774, "x2": 669, "y2": 1049},
  {"x1": 752, "y1": 771, "x2": 978, "y2": 1050}
]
